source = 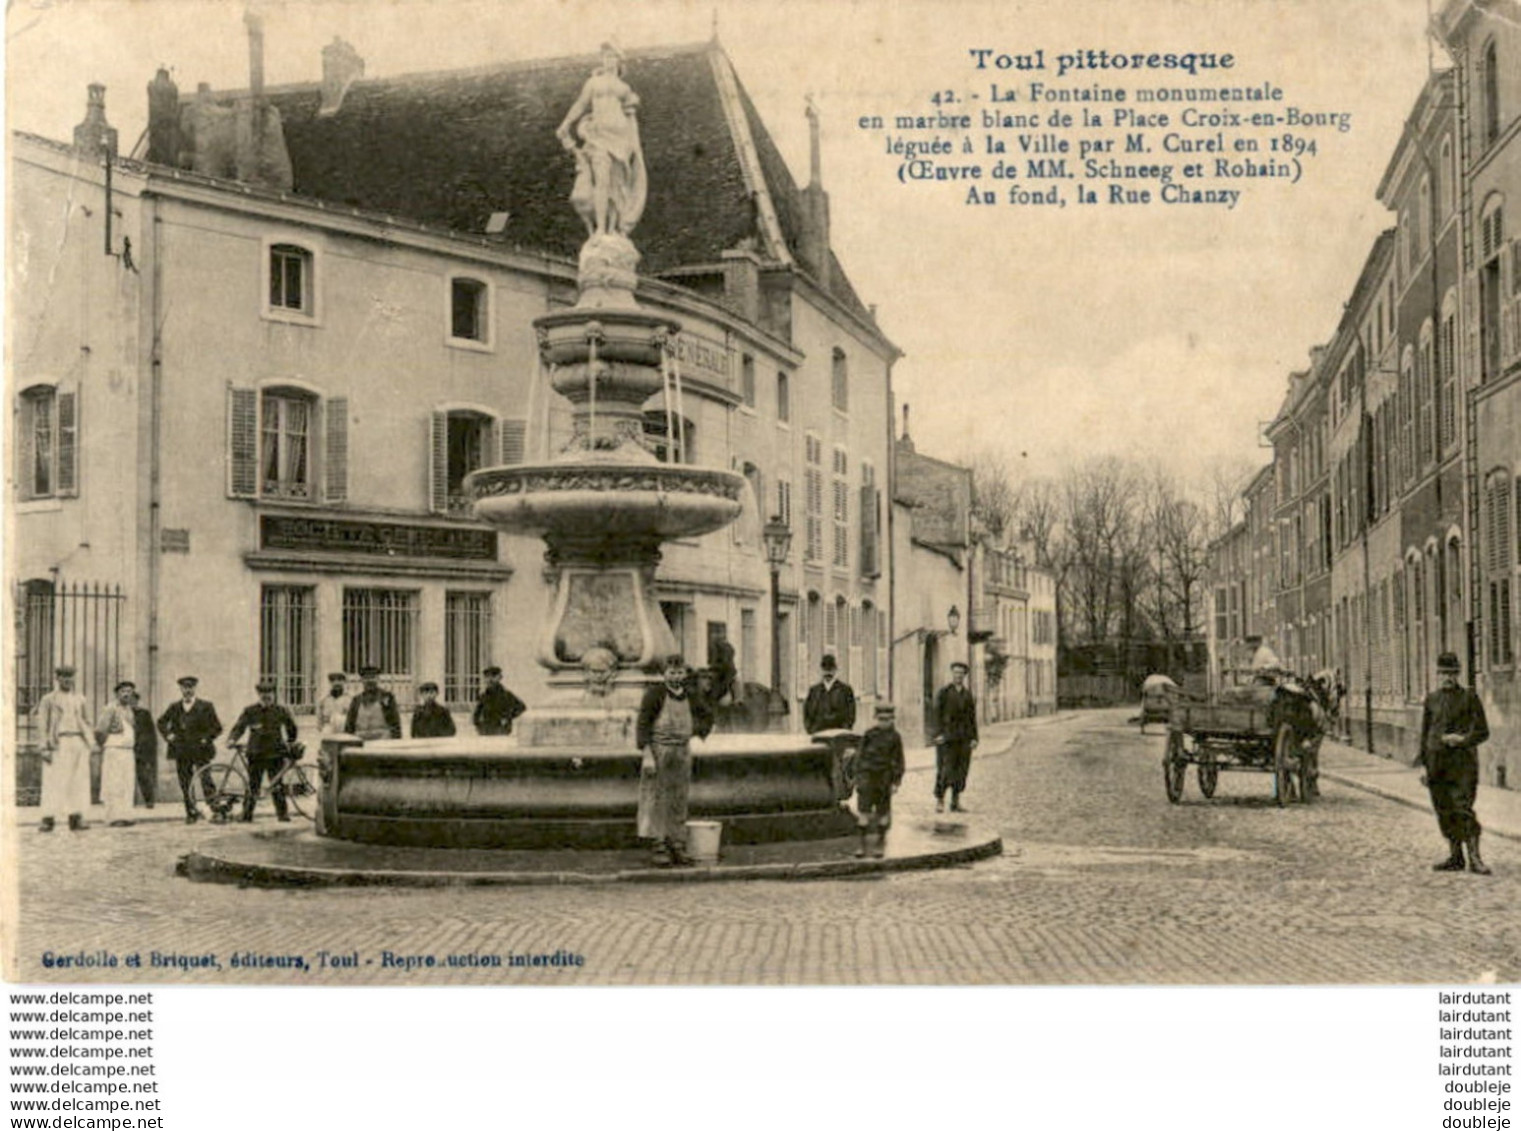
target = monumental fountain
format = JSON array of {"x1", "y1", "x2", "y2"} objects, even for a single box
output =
[{"x1": 308, "y1": 43, "x2": 857, "y2": 851}]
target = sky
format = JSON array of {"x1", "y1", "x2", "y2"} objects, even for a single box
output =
[{"x1": 4, "y1": 0, "x2": 1439, "y2": 496}]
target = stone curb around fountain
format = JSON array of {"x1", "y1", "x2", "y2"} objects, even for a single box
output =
[{"x1": 177, "y1": 821, "x2": 1003, "y2": 888}]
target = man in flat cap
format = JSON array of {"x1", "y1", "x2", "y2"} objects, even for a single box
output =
[
  {"x1": 317, "y1": 671, "x2": 353, "y2": 736},
  {"x1": 158, "y1": 676, "x2": 223, "y2": 824},
  {"x1": 345, "y1": 664, "x2": 402, "y2": 741},
  {"x1": 35, "y1": 665, "x2": 96, "y2": 832},
  {"x1": 932, "y1": 660, "x2": 979, "y2": 813},
  {"x1": 1418, "y1": 651, "x2": 1492, "y2": 875},
  {"x1": 94, "y1": 680, "x2": 141, "y2": 826},
  {"x1": 229, "y1": 679, "x2": 299, "y2": 822},
  {"x1": 803, "y1": 653, "x2": 856, "y2": 736},
  {"x1": 473, "y1": 665, "x2": 525, "y2": 736},
  {"x1": 410, "y1": 681, "x2": 456, "y2": 738}
]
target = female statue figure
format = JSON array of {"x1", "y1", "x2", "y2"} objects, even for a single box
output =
[{"x1": 557, "y1": 42, "x2": 647, "y2": 238}]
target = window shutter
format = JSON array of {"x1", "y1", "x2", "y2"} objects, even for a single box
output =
[
  {"x1": 429, "y1": 411, "x2": 448, "y2": 514},
  {"x1": 499, "y1": 418, "x2": 527, "y2": 466},
  {"x1": 324, "y1": 396, "x2": 348, "y2": 503},
  {"x1": 17, "y1": 395, "x2": 35, "y2": 502},
  {"x1": 55, "y1": 387, "x2": 79, "y2": 496},
  {"x1": 227, "y1": 386, "x2": 259, "y2": 499}
]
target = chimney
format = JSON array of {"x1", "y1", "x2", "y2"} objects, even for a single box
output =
[
  {"x1": 245, "y1": 10, "x2": 265, "y2": 103},
  {"x1": 146, "y1": 67, "x2": 182, "y2": 166},
  {"x1": 800, "y1": 97, "x2": 832, "y2": 290},
  {"x1": 899, "y1": 404, "x2": 915, "y2": 452},
  {"x1": 319, "y1": 36, "x2": 365, "y2": 117},
  {"x1": 73, "y1": 83, "x2": 119, "y2": 159}
]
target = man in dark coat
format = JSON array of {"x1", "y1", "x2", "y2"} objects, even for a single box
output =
[
  {"x1": 410, "y1": 682, "x2": 457, "y2": 738},
  {"x1": 157, "y1": 675, "x2": 223, "y2": 824},
  {"x1": 803, "y1": 654, "x2": 856, "y2": 735},
  {"x1": 1418, "y1": 651, "x2": 1492, "y2": 875},
  {"x1": 932, "y1": 660, "x2": 979, "y2": 813},
  {"x1": 473, "y1": 665, "x2": 526, "y2": 736},
  {"x1": 228, "y1": 680, "x2": 299, "y2": 822},
  {"x1": 345, "y1": 664, "x2": 402, "y2": 740},
  {"x1": 130, "y1": 691, "x2": 157, "y2": 808}
]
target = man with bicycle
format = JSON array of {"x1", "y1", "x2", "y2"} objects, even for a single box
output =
[{"x1": 228, "y1": 679, "x2": 300, "y2": 823}]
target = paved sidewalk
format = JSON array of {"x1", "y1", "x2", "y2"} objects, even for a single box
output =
[{"x1": 1317, "y1": 736, "x2": 1521, "y2": 842}]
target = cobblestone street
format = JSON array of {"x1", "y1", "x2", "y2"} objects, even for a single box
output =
[{"x1": 11, "y1": 709, "x2": 1520, "y2": 985}]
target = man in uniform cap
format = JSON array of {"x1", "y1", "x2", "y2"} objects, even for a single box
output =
[
  {"x1": 1418, "y1": 652, "x2": 1492, "y2": 875},
  {"x1": 803, "y1": 653, "x2": 856, "y2": 735},
  {"x1": 35, "y1": 665, "x2": 96, "y2": 832},
  {"x1": 317, "y1": 671, "x2": 353, "y2": 736},
  {"x1": 345, "y1": 664, "x2": 402, "y2": 741},
  {"x1": 473, "y1": 665, "x2": 526, "y2": 736},
  {"x1": 410, "y1": 681, "x2": 457, "y2": 738},
  {"x1": 229, "y1": 679, "x2": 299, "y2": 822},
  {"x1": 158, "y1": 676, "x2": 223, "y2": 823},
  {"x1": 932, "y1": 660, "x2": 979, "y2": 813}
]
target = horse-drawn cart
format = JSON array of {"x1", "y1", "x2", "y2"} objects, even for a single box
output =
[{"x1": 1163, "y1": 674, "x2": 1327, "y2": 806}]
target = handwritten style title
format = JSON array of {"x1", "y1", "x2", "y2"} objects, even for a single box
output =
[{"x1": 969, "y1": 48, "x2": 1236, "y2": 78}]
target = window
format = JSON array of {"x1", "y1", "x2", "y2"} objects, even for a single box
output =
[
  {"x1": 1418, "y1": 322, "x2": 1435, "y2": 468},
  {"x1": 268, "y1": 243, "x2": 313, "y2": 316},
  {"x1": 228, "y1": 385, "x2": 346, "y2": 503},
  {"x1": 1440, "y1": 138, "x2": 1453, "y2": 221},
  {"x1": 776, "y1": 478, "x2": 793, "y2": 529},
  {"x1": 445, "y1": 592, "x2": 492, "y2": 707},
  {"x1": 776, "y1": 372, "x2": 790, "y2": 423},
  {"x1": 342, "y1": 588, "x2": 419, "y2": 703},
  {"x1": 262, "y1": 390, "x2": 314, "y2": 500},
  {"x1": 831, "y1": 446, "x2": 849, "y2": 570},
  {"x1": 260, "y1": 586, "x2": 316, "y2": 712},
  {"x1": 1480, "y1": 199, "x2": 1505, "y2": 383},
  {"x1": 804, "y1": 434, "x2": 824, "y2": 563},
  {"x1": 740, "y1": 608, "x2": 757, "y2": 686},
  {"x1": 741, "y1": 354, "x2": 756, "y2": 408},
  {"x1": 831, "y1": 348, "x2": 848, "y2": 412},
  {"x1": 1440, "y1": 294, "x2": 1458, "y2": 453},
  {"x1": 1483, "y1": 39, "x2": 1500, "y2": 147},
  {"x1": 859, "y1": 461, "x2": 882, "y2": 578},
  {"x1": 450, "y1": 277, "x2": 489, "y2": 344},
  {"x1": 430, "y1": 409, "x2": 506, "y2": 515},
  {"x1": 16, "y1": 385, "x2": 77, "y2": 501},
  {"x1": 644, "y1": 412, "x2": 694, "y2": 464},
  {"x1": 805, "y1": 591, "x2": 824, "y2": 676}
]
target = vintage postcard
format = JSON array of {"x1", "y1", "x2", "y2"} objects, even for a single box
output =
[{"x1": 4, "y1": 0, "x2": 1519, "y2": 1010}]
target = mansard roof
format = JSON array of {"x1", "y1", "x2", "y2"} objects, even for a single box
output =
[{"x1": 237, "y1": 40, "x2": 875, "y2": 326}]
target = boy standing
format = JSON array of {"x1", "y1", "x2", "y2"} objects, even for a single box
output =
[{"x1": 853, "y1": 703, "x2": 905, "y2": 859}]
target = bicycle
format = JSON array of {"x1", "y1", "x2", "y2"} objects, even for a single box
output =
[{"x1": 201, "y1": 742, "x2": 318, "y2": 822}]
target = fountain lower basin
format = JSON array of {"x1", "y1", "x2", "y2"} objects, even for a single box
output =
[{"x1": 316, "y1": 732, "x2": 856, "y2": 849}]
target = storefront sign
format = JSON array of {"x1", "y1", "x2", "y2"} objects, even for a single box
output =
[
  {"x1": 673, "y1": 332, "x2": 732, "y2": 388},
  {"x1": 260, "y1": 516, "x2": 498, "y2": 560}
]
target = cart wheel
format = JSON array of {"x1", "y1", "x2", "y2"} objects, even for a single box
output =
[
  {"x1": 282, "y1": 762, "x2": 317, "y2": 820},
  {"x1": 1164, "y1": 731, "x2": 1187, "y2": 804},
  {"x1": 1299, "y1": 740, "x2": 1320, "y2": 804},
  {"x1": 1197, "y1": 756, "x2": 1219, "y2": 799},
  {"x1": 1272, "y1": 725, "x2": 1300, "y2": 807},
  {"x1": 199, "y1": 761, "x2": 247, "y2": 820}
]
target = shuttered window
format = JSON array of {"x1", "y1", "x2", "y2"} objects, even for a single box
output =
[
  {"x1": 17, "y1": 385, "x2": 78, "y2": 500},
  {"x1": 228, "y1": 386, "x2": 344, "y2": 503},
  {"x1": 429, "y1": 411, "x2": 526, "y2": 515}
]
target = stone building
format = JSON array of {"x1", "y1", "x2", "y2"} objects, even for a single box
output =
[
  {"x1": 9, "y1": 31, "x2": 900, "y2": 771},
  {"x1": 1438, "y1": 0, "x2": 1521, "y2": 786}
]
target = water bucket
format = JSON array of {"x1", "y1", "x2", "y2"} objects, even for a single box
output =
[{"x1": 685, "y1": 820, "x2": 722, "y2": 864}]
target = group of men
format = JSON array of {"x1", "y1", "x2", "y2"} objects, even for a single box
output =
[
  {"x1": 34, "y1": 663, "x2": 529, "y2": 830},
  {"x1": 802, "y1": 651, "x2": 981, "y2": 857}
]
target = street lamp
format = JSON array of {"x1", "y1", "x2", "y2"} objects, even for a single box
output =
[{"x1": 762, "y1": 516, "x2": 793, "y2": 717}]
